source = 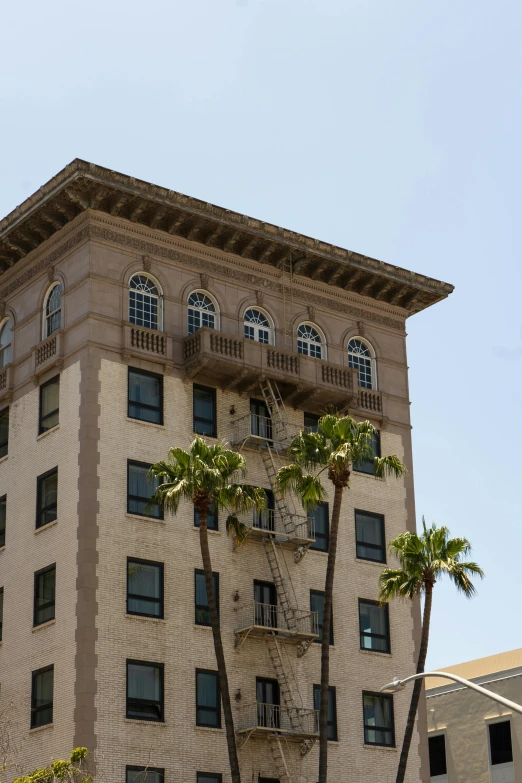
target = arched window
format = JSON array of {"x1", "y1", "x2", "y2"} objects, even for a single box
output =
[
  {"x1": 188, "y1": 291, "x2": 218, "y2": 334},
  {"x1": 244, "y1": 308, "x2": 274, "y2": 345},
  {"x1": 0, "y1": 319, "x2": 12, "y2": 367},
  {"x1": 297, "y1": 323, "x2": 325, "y2": 359},
  {"x1": 129, "y1": 274, "x2": 162, "y2": 331},
  {"x1": 347, "y1": 338, "x2": 376, "y2": 389},
  {"x1": 44, "y1": 283, "x2": 62, "y2": 337}
]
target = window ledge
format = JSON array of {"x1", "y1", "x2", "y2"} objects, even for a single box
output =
[
  {"x1": 363, "y1": 743, "x2": 397, "y2": 751},
  {"x1": 37, "y1": 425, "x2": 59, "y2": 441},
  {"x1": 355, "y1": 558, "x2": 387, "y2": 568},
  {"x1": 192, "y1": 527, "x2": 221, "y2": 536},
  {"x1": 127, "y1": 417, "x2": 165, "y2": 431},
  {"x1": 359, "y1": 648, "x2": 392, "y2": 658},
  {"x1": 194, "y1": 623, "x2": 212, "y2": 630},
  {"x1": 0, "y1": 545, "x2": 5, "y2": 553},
  {"x1": 125, "y1": 613, "x2": 166, "y2": 624},
  {"x1": 29, "y1": 723, "x2": 53, "y2": 734},
  {"x1": 32, "y1": 619, "x2": 56, "y2": 633},
  {"x1": 125, "y1": 513, "x2": 166, "y2": 525},
  {"x1": 35, "y1": 520, "x2": 58, "y2": 535},
  {"x1": 124, "y1": 718, "x2": 166, "y2": 727},
  {"x1": 0, "y1": 455, "x2": 8, "y2": 465},
  {"x1": 195, "y1": 725, "x2": 223, "y2": 733}
]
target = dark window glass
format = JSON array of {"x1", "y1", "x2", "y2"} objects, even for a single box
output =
[
  {"x1": 429, "y1": 734, "x2": 447, "y2": 777},
  {"x1": 127, "y1": 461, "x2": 162, "y2": 519},
  {"x1": 250, "y1": 399, "x2": 272, "y2": 440},
  {"x1": 0, "y1": 495, "x2": 5, "y2": 547},
  {"x1": 128, "y1": 368, "x2": 163, "y2": 425},
  {"x1": 127, "y1": 559, "x2": 164, "y2": 618},
  {"x1": 304, "y1": 412, "x2": 320, "y2": 433},
  {"x1": 193, "y1": 385, "x2": 217, "y2": 437},
  {"x1": 258, "y1": 780, "x2": 280, "y2": 783},
  {"x1": 310, "y1": 590, "x2": 333, "y2": 645},
  {"x1": 256, "y1": 677, "x2": 280, "y2": 728},
  {"x1": 194, "y1": 505, "x2": 218, "y2": 531},
  {"x1": 254, "y1": 580, "x2": 277, "y2": 627},
  {"x1": 126, "y1": 661, "x2": 164, "y2": 722},
  {"x1": 39, "y1": 376, "x2": 60, "y2": 434},
  {"x1": 359, "y1": 599, "x2": 390, "y2": 653},
  {"x1": 0, "y1": 408, "x2": 8, "y2": 458},
  {"x1": 126, "y1": 767, "x2": 164, "y2": 783},
  {"x1": 353, "y1": 431, "x2": 381, "y2": 475},
  {"x1": 363, "y1": 692, "x2": 395, "y2": 747},
  {"x1": 195, "y1": 570, "x2": 219, "y2": 626},
  {"x1": 36, "y1": 468, "x2": 58, "y2": 529},
  {"x1": 309, "y1": 503, "x2": 329, "y2": 552},
  {"x1": 197, "y1": 775, "x2": 222, "y2": 783},
  {"x1": 489, "y1": 721, "x2": 513, "y2": 765},
  {"x1": 34, "y1": 565, "x2": 56, "y2": 627},
  {"x1": 313, "y1": 685, "x2": 338, "y2": 741},
  {"x1": 31, "y1": 665, "x2": 54, "y2": 728},
  {"x1": 253, "y1": 488, "x2": 274, "y2": 531},
  {"x1": 355, "y1": 510, "x2": 386, "y2": 563},
  {"x1": 0, "y1": 587, "x2": 3, "y2": 642},
  {"x1": 196, "y1": 669, "x2": 221, "y2": 728}
]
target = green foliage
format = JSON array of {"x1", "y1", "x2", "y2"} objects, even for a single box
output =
[
  {"x1": 10, "y1": 748, "x2": 90, "y2": 783},
  {"x1": 378, "y1": 517, "x2": 485, "y2": 602}
]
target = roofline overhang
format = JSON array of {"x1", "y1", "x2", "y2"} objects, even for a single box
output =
[{"x1": 0, "y1": 159, "x2": 454, "y2": 315}]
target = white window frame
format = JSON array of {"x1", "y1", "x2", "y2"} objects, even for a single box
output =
[
  {"x1": 128, "y1": 273, "x2": 163, "y2": 331},
  {"x1": 187, "y1": 290, "x2": 220, "y2": 334},
  {"x1": 296, "y1": 322, "x2": 327, "y2": 360},
  {"x1": 43, "y1": 282, "x2": 63, "y2": 339},
  {"x1": 347, "y1": 336, "x2": 377, "y2": 390},
  {"x1": 0, "y1": 318, "x2": 13, "y2": 367},
  {"x1": 243, "y1": 307, "x2": 275, "y2": 345}
]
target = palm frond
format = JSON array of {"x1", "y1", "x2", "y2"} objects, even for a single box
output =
[{"x1": 225, "y1": 515, "x2": 250, "y2": 547}]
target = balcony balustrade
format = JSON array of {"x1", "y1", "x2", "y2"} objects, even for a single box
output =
[
  {"x1": 123, "y1": 323, "x2": 170, "y2": 366},
  {"x1": 234, "y1": 602, "x2": 318, "y2": 648},
  {"x1": 241, "y1": 507, "x2": 314, "y2": 550},
  {"x1": 32, "y1": 331, "x2": 63, "y2": 378},
  {"x1": 236, "y1": 702, "x2": 319, "y2": 740}
]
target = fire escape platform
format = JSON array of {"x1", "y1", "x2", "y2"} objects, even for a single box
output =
[
  {"x1": 234, "y1": 624, "x2": 318, "y2": 647},
  {"x1": 246, "y1": 525, "x2": 315, "y2": 551}
]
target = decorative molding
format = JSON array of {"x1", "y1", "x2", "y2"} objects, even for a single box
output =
[
  {"x1": 48, "y1": 266, "x2": 55, "y2": 282},
  {"x1": 255, "y1": 290, "x2": 264, "y2": 307},
  {"x1": 0, "y1": 301, "x2": 5, "y2": 319},
  {"x1": 357, "y1": 320, "x2": 366, "y2": 337},
  {"x1": 142, "y1": 256, "x2": 152, "y2": 273},
  {"x1": 200, "y1": 273, "x2": 209, "y2": 289},
  {"x1": 307, "y1": 306, "x2": 316, "y2": 321}
]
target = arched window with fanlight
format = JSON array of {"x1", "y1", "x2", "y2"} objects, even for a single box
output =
[
  {"x1": 44, "y1": 283, "x2": 63, "y2": 338},
  {"x1": 129, "y1": 274, "x2": 162, "y2": 331},
  {"x1": 347, "y1": 337, "x2": 376, "y2": 389},
  {"x1": 187, "y1": 291, "x2": 219, "y2": 334},
  {"x1": 243, "y1": 308, "x2": 274, "y2": 345},
  {"x1": 0, "y1": 319, "x2": 12, "y2": 367},
  {"x1": 297, "y1": 323, "x2": 325, "y2": 359}
]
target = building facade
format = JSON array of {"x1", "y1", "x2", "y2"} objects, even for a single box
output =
[
  {"x1": 426, "y1": 649, "x2": 522, "y2": 783},
  {"x1": 0, "y1": 161, "x2": 452, "y2": 783}
]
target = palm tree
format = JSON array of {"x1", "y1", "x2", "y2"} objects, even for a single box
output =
[
  {"x1": 275, "y1": 414, "x2": 406, "y2": 783},
  {"x1": 149, "y1": 437, "x2": 267, "y2": 783},
  {"x1": 378, "y1": 519, "x2": 484, "y2": 783}
]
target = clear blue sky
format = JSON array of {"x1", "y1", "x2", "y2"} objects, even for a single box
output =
[{"x1": 1, "y1": 0, "x2": 520, "y2": 671}]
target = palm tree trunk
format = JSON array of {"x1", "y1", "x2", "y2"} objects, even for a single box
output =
[
  {"x1": 198, "y1": 509, "x2": 241, "y2": 783},
  {"x1": 395, "y1": 582, "x2": 434, "y2": 783},
  {"x1": 318, "y1": 483, "x2": 344, "y2": 783}
]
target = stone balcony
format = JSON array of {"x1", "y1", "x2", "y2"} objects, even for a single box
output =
[
  {"x1": 32, "y1": 331, "x2": 64, "y2": 380},
  {"x1": 183, "y1": 328, "x2": 382, "y2": 415}
]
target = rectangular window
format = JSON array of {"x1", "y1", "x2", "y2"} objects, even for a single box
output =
[
  {"x1": 309, "y1": 502, "x2": 329, "y2": 552},
  {"x1": 0, "y1": 495, "x2": 5, "y2": 547},
  {"x1": 36, "y1": 468, "x2": 58, "y2": 529},
  {"x1": 429, "y1": 734, "x2": 447, "y2": 777},
  {"x1": 34, "y1": 564, "x2": 56, "y2": 627},
  {"x1": 310, "y1": 590, "x2": 333, "y2": 645},
  {"x1": 196, "y1": 669, "x2": 221, "y2": 728},
  {"x1": 250, "y1": 399, "x2": 272, "y2": 440},
  {"x1": 254, "y1": 580, "x2": 277, "y2": 627},
  {"x1": 195, "y1": 570, "x2": 219, "y2": 626},
  {"x1": 39, "y1": 376, "x2": 60, "y2": 434},
  {"x1": 126, "y1": 767, "x2": 164, "y2": 783},
  {"x1": 126, "y1": 660, "x2": 164, "y2": 722},
  {"x1": 197, "y1": 775, "x2": 222, "y2": 783},
  {"x1": 128, "y1": 368, "x2": 163, "y2": 425},
  {"x1": 127, "y1": 558, "x2": 164, "y2": 618},
  {"x1": 0, "y1": 408, "x2": 8, "y2": 458},
  {"x1": 359, "y1": 599, "x2": 390, "y2": 653},
  {"x1": 194, "y1": 505, "x2": 218, "y2": 531},
  {"x1": 127, "y1": 461, "x2": 162, "y2": 519},
  {"x1": 353, "y1": 431, "x2": 381, "y2": 475},
  {"x1": 253, "y1": 488, "x2": 274, "y2": 531},
  {"x1": 304, "y1": 412, "x2": 320, "y2": 433},
  {"x1": 313, "y1": 685, "x2": 338, "y2": 741},
  {"x1": 0, "y1": 587, "x2": 3, "y2": 642},
  {"x1": 256, "y1": 677, "x2": 280, "y2": 728},
  {"x1": 355, "y1": 509, "x2": 386, "y2": 563},
  {"x1": 489, "y1": 720, "x2": 513, "y2": 765},
  {"x1": 31, "y1": 665, "x2": 54, "y2": 728},
  {"x1": 193, "y1": 385, "x2": 217, "y2": 437},
  {"x1": 363, "y1": 692, "x2": 395, "y2": 747}
]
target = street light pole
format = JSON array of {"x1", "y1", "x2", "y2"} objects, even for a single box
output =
[{"x1": 380, "y1": 671, "x2": 522, "y2": 715}]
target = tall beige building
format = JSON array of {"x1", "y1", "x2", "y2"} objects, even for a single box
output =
[{"x1": 0, "y1": 160, "x2": 452, "y2": 783}]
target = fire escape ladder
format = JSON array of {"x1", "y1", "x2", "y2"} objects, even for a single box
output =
[
  {"x1": 265, "y1": 633, "x2": 303, "y2": 732},
  {"x1": 268, "y1": 736, "x2": 293, "y2": 783},
  {"x1": 264, "y1": 537, "x2": 298, "y2": 632},
  {"x1": 260, "y1": 377, "x2": 288, "y2": 442},
  {"x1": 260, "y1": 443, "x2": 298, "y2": 537}
]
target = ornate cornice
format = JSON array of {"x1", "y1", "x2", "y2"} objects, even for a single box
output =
[{"x1": 0, "y1": 159, "x2": 453, "y2": 316}]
